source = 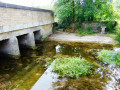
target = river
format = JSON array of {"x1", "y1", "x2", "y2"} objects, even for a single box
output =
[{"x1": 0, "y1": 41, "x2": 120, "y2": 90}]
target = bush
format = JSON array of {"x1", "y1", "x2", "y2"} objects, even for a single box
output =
[
  {"x1": 52, "y1": 57, "x2": 93, "y2": 78},
  {"x1": 105, "y1": 21, "x2": 117, "y2": 33},
  {"x1": 115, "y1": 22, "x2": 120, "y2": 42},
  {"x1": 77, "y1": 25, "x2": 94, "y2": 36},
  {"x1": 115, "y1": 34, "x2": 120, "y2": 43},
  {"x1": 98, "y1": 50, "x2": 120, "y2": 66}
]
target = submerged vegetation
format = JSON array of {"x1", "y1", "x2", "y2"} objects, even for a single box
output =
[
  {"x1": 52, "y1": 57, "x2": 93, "y2": 78},
  {"x1": 98, "y1": 50, "x2": 120, "y2": 66},
  {"x1": 32, "y1": 46, "x2": 38, "y2": 50}
]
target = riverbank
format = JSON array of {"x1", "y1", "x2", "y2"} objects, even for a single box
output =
[{"x1": 49, "y1": 32, "x2": 119, "y2": 45}]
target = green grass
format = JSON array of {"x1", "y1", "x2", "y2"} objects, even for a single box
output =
[
  {"x1": 52, "y1": 57, "x2": 93, "y2": 78},
  {"x1": 98, "y1": 50, "x2": 120, "y2": 66}
]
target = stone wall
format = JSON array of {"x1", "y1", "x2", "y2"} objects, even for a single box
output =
[
  {"x1": 0, "y1": 7, "x2": 53, "y2": 26},
  {"x1": 82, "y1": 22, "x2": 106, "y2": 33},
  {"x1": 0, "y1": 2, "x2": 54, "y2": 34}
]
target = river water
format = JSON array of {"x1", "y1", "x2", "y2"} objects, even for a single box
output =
[{"x1": 0, "y1": 41, "x2": 120, "y2": 90}]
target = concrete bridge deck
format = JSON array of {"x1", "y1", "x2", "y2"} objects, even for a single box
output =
[{"x1": 0, "y1": 2, "x2": 54, "y2": 56}]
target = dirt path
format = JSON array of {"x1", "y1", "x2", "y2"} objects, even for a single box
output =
[{"x1": 49, "y1": 32, "x2": 118, "y2": 44}]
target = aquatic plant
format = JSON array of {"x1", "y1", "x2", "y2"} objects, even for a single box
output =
[
  {"x1": 32, "y1": 46, "x2": 38, "y2": 50},
  {"x1": 44, "y1": 36, "x2": 49, "y2": 41},
  {"x1": 98, "y1": 50, "x2": 120, "y2": 66},
  {"x1": 52, "y1": 57, "x2": 93, "y2": 78},
  {"x1": 39, "y1": 35, "x2": 43, "y2": 39}
]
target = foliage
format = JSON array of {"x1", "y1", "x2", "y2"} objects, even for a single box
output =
[
  {"x1": 115, "y1": 34, "x2": 120, "y2": 43},
  {"x1": 105, "y1": 21, "x2": 117, "y2": 33},
  {"x1": 98, "y1": 50, "x2": 120, "y2": 66},
  {"x1": 115, "y1": 22, "x2": 120, "y2": 42},
  {"x1": 52, "y1": 57, "x2": 93, "y2": 78},
  {"x1": 77, "y1": 25, "x2": 94, "y2": 35},
  {"x1": 54, "y1": 0, "x2": 73, "y2": 28},
  {"x1": 54, "y1": 0, "x2": 119, "y2": 28}
]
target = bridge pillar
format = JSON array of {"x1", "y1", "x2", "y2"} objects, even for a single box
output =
[
  {"x1": 26, "y1": 32, "x2": 35, "y2": 47},
  {"x1": 34, "y1": 30, "x2": 41, "y2": 43},
  {"x1": 17, "y1": 32, "x2": 35, "y2": 47},
  {"x1": 0, "y1": 37, "x2": 20, "y2": 56}
]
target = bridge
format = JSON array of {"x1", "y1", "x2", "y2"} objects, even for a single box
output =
[{"x1": 0, "y1": 2, "x2": 54, "y2": 56}]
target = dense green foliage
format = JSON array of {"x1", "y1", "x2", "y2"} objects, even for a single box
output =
[
  {"x1": 98, "y1": 50, "x2": 120, "y2": 66},
  {"x1": 105, "y1": 21, "x2": 117, "y2": 32},
  {"x1": 52, "y1": 57, "x2": 93, "y2": 78},
  {"x1": 115, "y1": 22, "x2": 120, "y2": 42},
  {"x1": 54, "y1": 0, "x2": 119, "y2": 28}
]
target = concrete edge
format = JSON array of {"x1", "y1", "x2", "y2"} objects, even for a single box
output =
[
  {"x1": 0, "y1": 21, "x2": 54, "y2": 34},
  {"x1": 31, "y1": 60, "x2": 59, "y2": 90}
]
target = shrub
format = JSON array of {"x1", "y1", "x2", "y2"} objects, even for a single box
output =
[
  {"x1": 77, "y1": 25, "x2": 94, "y2": 36},
  {"x1": 105, "y1": 21, "x2": 117, "y2": 33},
  {"x1": 52, "y1": 57, "x2": 93, "y2": 78},
  {"x1": 87, "y1": 25, "x2": 93, "y2": 31},
  {"x1": 115, "y1": 34, "x2": 120, "y2": 43},
  {"x1": 98, "y1": 50, "x2": 120, "y2": 66},
  {"x1": 115, "y1": 22, "x2": 120, "y2": 42}
]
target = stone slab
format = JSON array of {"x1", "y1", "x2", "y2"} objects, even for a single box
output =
[{"x1": 31, "y1": 61, "x2": 59, "y2": 90}]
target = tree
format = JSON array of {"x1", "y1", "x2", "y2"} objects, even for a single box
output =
[
  {"x1": 54, "y1": 0, "x2": 75, "y2": 27},
  {"x1": 54, "y1": 0, "x2": 119, "y2": 28}
]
